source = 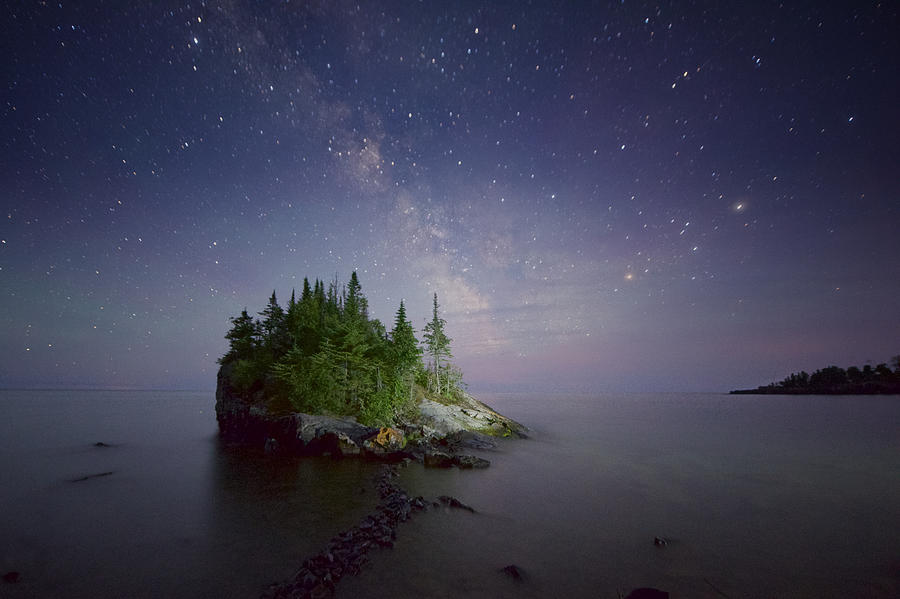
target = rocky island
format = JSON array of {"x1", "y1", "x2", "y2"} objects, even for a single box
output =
[{"x1": 215, "y1": 273, "x2": 527, "y2": 598}]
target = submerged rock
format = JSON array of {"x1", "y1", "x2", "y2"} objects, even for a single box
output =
[
  {"x1": 70, "y1": 471, "x2": 114, "y2": 483},
  {"x1": 423, "y1": 450, "x2": 454, "y2": 468},
  {"x1": 453, "y1": 454, "x2": 490, "y2": 469},
  {"x1": 436, "y1": 495, "x2": 475, "y2": 513},
  {"x1": 500, "y1": 564, "x2": 525, "y2": 581},
  {"x1": 625, "y1": 589, "x2": 669, "y2": 599},
  {"x1": 2, "y1": 571, "x2": 21, "y2": 584}
]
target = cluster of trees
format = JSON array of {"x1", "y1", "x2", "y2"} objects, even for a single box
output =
[
  {"x1": 219, "y1": 272, "x2": 462, "y2": 426},
  {"x1": 733, "y1": 356, "x2": 900, "y2": 395}
]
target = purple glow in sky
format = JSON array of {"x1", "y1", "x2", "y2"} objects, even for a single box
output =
[{"x1": 2, "y1": 2, "x2": 898, "y2": 392}]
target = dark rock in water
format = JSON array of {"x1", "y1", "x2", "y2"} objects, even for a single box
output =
[
  {"x1": 625, "y1": 588, "x2": 669, "y2": 599},
  {"x1": 437, "y1": 495, "x2": 475, "y2": 513},
  {"x1": 264, "y1": 437, "x2": 279, "y2": 455},
  {"x1": 94, "y1": 441, "x2": 113, "y2": 448},
  {"x1": 453, "y1": 454, "x2": 490, "y2": 469},
  {"x1": 3, "y1": 572, "x2": 21, "y2": 583},
  {"x1": 70, "y1": 471, "x2": 114, "y2": 483},
  {"x1": 500, "y1": 564, "x2": 525, "y2": 581},
  {"x1": 653, "y1": 536, "x2": 668, "y2": 546},
  {"x1": 423, "y1": 450, "x2": 454, "y2": 468}
]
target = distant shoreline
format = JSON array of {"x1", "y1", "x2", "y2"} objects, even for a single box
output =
[{"x1": 730, "y1": 385, "x2": 900, "y2": 395}]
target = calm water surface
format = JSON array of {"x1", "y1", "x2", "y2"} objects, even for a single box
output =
[
  {"x1": 0, "y1": 390, "x2": 379, "y2": 598},
  {"x1": 342, "y1": 393, "x2": 900, "y2": 599},
  {"x1": 1, "y1": 390, "x2": 898, "y2": 598}
]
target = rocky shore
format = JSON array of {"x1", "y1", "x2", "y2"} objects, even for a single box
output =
[{"x1": 215, "y1": 363, "x2": 527, "y2": 467}]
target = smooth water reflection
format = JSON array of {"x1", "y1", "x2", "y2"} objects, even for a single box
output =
[{"x1": 0, "y1": 390, "x2": 378, "y2": 599}]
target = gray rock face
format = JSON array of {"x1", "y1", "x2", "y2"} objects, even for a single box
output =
[{"x1": 415, "y1": 392, "x2": 527, "y2": 438}]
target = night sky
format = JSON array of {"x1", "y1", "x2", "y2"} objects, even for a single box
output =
[{"x1": 3, "y1": 2, "x2": 898, "y2": 392}]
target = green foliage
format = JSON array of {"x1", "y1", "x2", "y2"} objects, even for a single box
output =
[
  {"x1": 231, "y1": 358, "x2": 263, "y2": 395},
  {"x1": 358, "y1": 386, "x2": 394, "y2": 427},
  {"x1": 222, "y1": 272, "x2": 469, "y2": 422},
  {"x1": 221, "y1": 309, "x2": 258, "y2": 364}
]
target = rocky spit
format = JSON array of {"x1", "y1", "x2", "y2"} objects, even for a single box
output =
[
  {"x1": 261, "y1": 464, "x2": 475, "y2": 599},
  {"x1": 214, "y1": 363, "x2": 529, "y2": 598}
]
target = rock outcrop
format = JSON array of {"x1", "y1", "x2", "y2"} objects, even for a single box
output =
[{"x1": 414, "y1": 392, "x2": 527, "y2": 438}]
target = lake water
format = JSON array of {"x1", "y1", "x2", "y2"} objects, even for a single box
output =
[{"x1": 1, "y1": 390, "x2": 898, "y2": 598}]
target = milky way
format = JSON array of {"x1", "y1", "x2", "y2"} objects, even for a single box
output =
[{"x1": 3, "y1": 2, "x2": 898, "y2": 391}]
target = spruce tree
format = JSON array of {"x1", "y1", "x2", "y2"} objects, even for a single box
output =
[
  {"x1": 391, "y1": 300, "x2": 421, "y2": 374},
  {"x1": 222, "y1": 309, "x2": 258, "y2": 362},
  {"x1": 422, "y1": 293, "x2": 452, "y2": 394},
  {"x1": 259, "y1": 290, "x2": 289, "y2": 356}
]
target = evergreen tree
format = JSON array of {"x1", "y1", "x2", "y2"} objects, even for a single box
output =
[
  {"x1": 390, "y1": 300, "x2": 422, "y2": 406},
  {"x1": 222, "y1": 309, "x2": 258, "y2": 362},
  {"x1": 422, "y1": 292, "x2": 452, "y2": 394},
  {"x1": 391, "y1": 300, "x2": 421, "y2": 374},
  {"x1": 259, "y1": 290, "x2": 289, "y2": 356},
  {"x1": 345, "y1": 271, "x2": 363, "y2": 320}
]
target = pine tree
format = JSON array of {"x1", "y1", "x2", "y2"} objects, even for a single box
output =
[{"x1": 422, "y1": 293, "x2": 452, "y2": 394}]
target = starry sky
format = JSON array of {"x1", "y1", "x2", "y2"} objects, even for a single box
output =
[{"x1": 3, "y1": 1, "x2": 898, "y2": 393}]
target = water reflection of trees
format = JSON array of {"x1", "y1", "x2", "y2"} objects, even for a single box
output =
[{"x1": 203, "y1": 441, "x2": 379, "y2": 595}]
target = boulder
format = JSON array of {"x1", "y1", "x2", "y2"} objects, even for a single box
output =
[
  {"x1": 500, "y1": 564, "x2": 525, "y2": 581},
  {"x1": 336, "y1": 432, "x2": 362, "y2": 456},
  {"x1": 423, "y1": 450, "x2": 454, "y2": 468},
  {"x1": 363, "y1": 427, "x2": 405, "y2": 456},
  {"x1": 2, "y1": 572, "x2": 20, "y2": 584}
]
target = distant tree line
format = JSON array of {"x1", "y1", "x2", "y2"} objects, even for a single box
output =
[
  {"x1": 732, "y1": 356, "x2": 900, "y2": 395},
  {"x1": 219, "y1": 272, "x2": 465, "y2": 426}
]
